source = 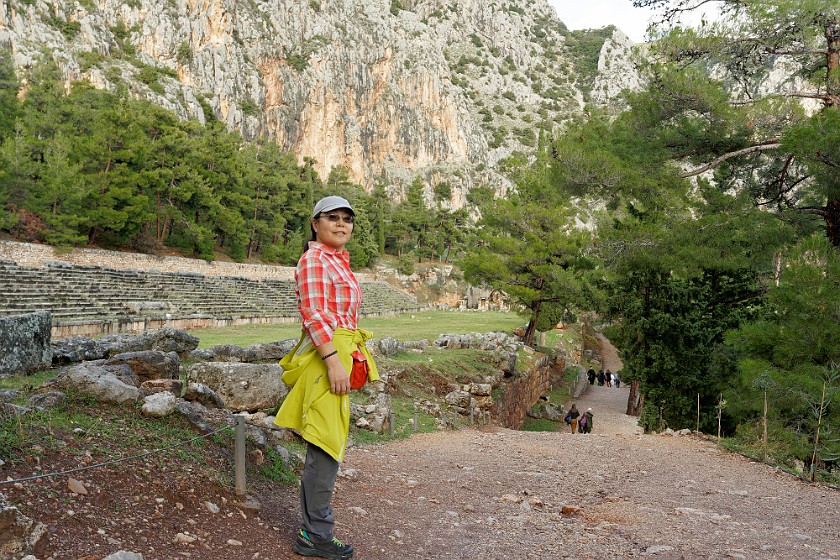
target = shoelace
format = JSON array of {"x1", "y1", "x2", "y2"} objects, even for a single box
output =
[{"x1": 332, "y1": 536, "x2": 346, "y2": 546}]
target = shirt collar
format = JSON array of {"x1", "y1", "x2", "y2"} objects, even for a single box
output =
[{"x1": 309, "y1": 241, "x2": 351, "y2": 262}]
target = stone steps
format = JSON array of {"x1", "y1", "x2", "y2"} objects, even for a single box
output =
[{"x1": 0, "y1": 260, "x2": 421, "y2": 325}]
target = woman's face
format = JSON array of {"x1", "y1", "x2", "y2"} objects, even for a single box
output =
[{"x1": 312, "y1": 208, "x2": 354, "y2": 251}]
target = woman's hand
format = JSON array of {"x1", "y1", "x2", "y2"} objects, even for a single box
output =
[{"x1": 325, "y1": 356, "x2": 351, "y2": 395}]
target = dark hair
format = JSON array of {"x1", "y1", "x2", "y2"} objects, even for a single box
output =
[{"x1": 302, "y1": 218, "x2": 317, "y2": 255}]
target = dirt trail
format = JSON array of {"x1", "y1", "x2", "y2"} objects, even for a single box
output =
[
  {"x1": 566, "y1": 334, "x2": 641, "y2": 436},
  {"x1": 328, "y1": 335, "x2": 839, "y2": 559}
]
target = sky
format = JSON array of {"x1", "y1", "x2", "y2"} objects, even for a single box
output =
[
  {"x1": 546, "y1": 0, "x2": 659, "y2": 43},
  {"x1": 547, "y1": 0, "x2": 724, "y2": 44}
]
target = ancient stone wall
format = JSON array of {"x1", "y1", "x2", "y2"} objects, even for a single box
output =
[{"x1": 495, "y1": 354, "x2": 565, "y2": 429}]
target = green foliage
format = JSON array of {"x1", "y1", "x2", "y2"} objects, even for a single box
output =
[
  {"x1": 520, "y1": 417, "x2": 559, "y2": 432},
  {"x1": 46, "y1": 17, "x2": 81, "y2": 39},
  {"x1": 461, "y1": 153, "x2": 595, "y2": 345},
  {"x1": 240, "y1": 99, "x2": 260, "y2": 116},
  {"x1": 0, "y1": 49, "x2": 20, "y2": 144},
  {"x1": 137, "y1": 65, "x2": 165, "y2": 93},
  {"x1": 397, "y1": 252, "x2": 415, "y2": 275},
  {"x1": 564, "y1": 27, "x2": 615, "y2": 97},
  {"x1": 176, "y1": 41, "x2": 192, "y2": 65},
  {"x1": 0, "y1": 62, "x2": 336, "y2": 263},
  {"x1": 390, "y1": 0, "x2": 404, "y2": 16}
]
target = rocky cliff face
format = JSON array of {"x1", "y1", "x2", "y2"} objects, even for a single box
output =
[{"x1": 0, "y1": 0, "x2": 640, "y2": 205}]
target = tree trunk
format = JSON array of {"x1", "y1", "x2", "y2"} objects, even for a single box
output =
[
  {"x1": 826, "y1": 198, "x2": 840, "y2": 248},
  {"x1": 627, "y1": 380, "x2": 643, "y2": 416},
  {"x1": 824, "y1": 18, "x2": 839, "y2": 109},
  {"x1": 524, "y1": 317, "x2": 537, "y2": 347}
]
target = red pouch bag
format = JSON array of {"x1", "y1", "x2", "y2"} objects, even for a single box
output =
[{"x1": 350, "y1": 350, "x2": 369, "y2": 390}]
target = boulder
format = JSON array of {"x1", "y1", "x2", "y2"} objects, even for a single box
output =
[
  {"x1": 47, "y1": 364, "x2": 140, "y2": 404},
  {"x1": 542, "y1": 403, "x2": 564, "y2": 422},
  {"x1": 374, "y1": 336, "x2": 402, "y2": 357},
  {"x1": 28, "y1": 392, "x2": 66, "y2": 410},
  {"x1": 183, "y1": 383, "x2": 225, "y2": 409},
  {"x1": 104, "y1": 351, "x2": 180, "y2": 382},
  {"x1": 0, "y1": 311, "x2": 52, "y2": 376},
  {"x1": 0, "y1": 492, "x2": 49, "y2": 558},
  {"x1": 175, "y1": 401, "x2": 215, "y2": 434},
  {"x1": 141, "y1": 392, "x2": 178, "y2": 417},
  {"x1": 102, "y1": 551, "x2": 145, "y2": 560},
  {"x1": 204, "y1": 340, "x2": 297, "y2": 362},
  {"x1": 186, "y1": 362, "x2": 286, "y2": 412},
  {"x1": 444, "y1": 390, "x2": 471, "y2": 408},
  {"x1": 140, "y1": 379, "x2": 183, "y2": 397},
  {"x1": 51, "y1": 336, "x2": 106, "y2": 364},
  {"x1": 96, "y1": 328, "x2": 198, "y2": 357},
  {"x1": 469, "y1": 383, "x2": 492, "y2": 396},
  {"x1": 1, "y1": 402, "x2": 33, "y2": 417}
]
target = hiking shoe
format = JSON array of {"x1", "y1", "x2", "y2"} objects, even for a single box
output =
[{"x1": 293, "y1": 529, "x2": 354, "y2": 559}]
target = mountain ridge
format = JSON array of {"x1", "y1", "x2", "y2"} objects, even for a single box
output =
[{"x1": 0, "y1": 0, "x2": 641, "y2": 204}]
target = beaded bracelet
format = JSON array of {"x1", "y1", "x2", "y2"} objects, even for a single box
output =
[{"x1": 321, "y1": 350, "x2": 338, "y2": 360}]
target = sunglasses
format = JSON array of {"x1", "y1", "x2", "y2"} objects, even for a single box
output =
[{"x1": 319, "y1": 212, "x2": 355, "y2": 224}]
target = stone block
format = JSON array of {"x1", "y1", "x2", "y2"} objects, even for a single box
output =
[{"x1": 0, "y1": 311, "x2": 52, "y2": 376}]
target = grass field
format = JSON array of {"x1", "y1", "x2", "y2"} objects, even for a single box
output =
[{"x1": 188, "y1": 310, "x2": 525, "y2": 348}]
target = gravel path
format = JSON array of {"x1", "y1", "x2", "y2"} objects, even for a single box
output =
[{"x1": 332, "y1": 338, "x2": 839, "y2": 559}]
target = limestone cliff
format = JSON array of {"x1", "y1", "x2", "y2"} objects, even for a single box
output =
[{"x1": 0, "y1": 0, "x2": 640, "y2": 205}]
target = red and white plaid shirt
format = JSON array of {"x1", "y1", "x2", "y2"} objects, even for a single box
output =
[{"x1": 296, "y1": 241, "x2": 362, "y2": 347}]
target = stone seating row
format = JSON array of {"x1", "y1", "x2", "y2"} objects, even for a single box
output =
[{"x1": 0, "y1": 260, "x2": 421, "y2": 323}]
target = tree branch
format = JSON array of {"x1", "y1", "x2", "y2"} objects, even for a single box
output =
[
  {"x1": 798, "y1": 206, "x2": 829, "y2": 218},
  {"x1": 678, "y1": 141, "x2": 782, "y2": 178},
  {"x1": 731, "y1": 92, "x2": 833, "y2": 105}
]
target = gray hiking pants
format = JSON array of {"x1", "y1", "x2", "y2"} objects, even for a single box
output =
[{"x1": 300, "y1": 442, "x2": 340, "y2": 542}]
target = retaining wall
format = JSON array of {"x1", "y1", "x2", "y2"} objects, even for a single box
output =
[{"x1": 495, "y1": 354, "x2": 565, "y2": 429}]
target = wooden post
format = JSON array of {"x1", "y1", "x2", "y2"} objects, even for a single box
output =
[
  {"x1": 762, "y1": 388, "x2": 768, "y2": 462},
  {"x1": 810, "y1": 379, "x2": 828, "y2": 482},
  {"x1": 234, "y1": 416, "x2": 246, "y2": 497},
  {"x1": 413, "y1": 412, "x2": 419, "y2": 432},
  {"x1": 696, "y1": 393, "x2": 700, "y2": 433},
  {"x1": 390, "y1": 413, "x2": 396, "y2": 436}
]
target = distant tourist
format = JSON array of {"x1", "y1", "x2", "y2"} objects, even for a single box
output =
[
  {"x1": 614, "y1": 371, "x2": 621, "y2": 388},
  {"x1": 579, "y1": 408, "x2": 594, "y2": 434},
  {"x1": 605, "y1": 369, "x2": 612, "y2": 387},
  {"x1": 587, "y1": 367, "x2": 596, "y2": 385},
  {"x1": 597, "y1": 369, "x2": 606, "y2": 386},
  {"x1": 565, "y1": 403, "x2": 581, "y2": 433},
  {"x1": 274, "y1": 195, "x2": 378, "y2": 560}
]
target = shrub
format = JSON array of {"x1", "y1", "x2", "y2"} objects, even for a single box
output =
[
  {"x1": 398, "y1": 253, "x2": 415, "y2": 275},
  {"x1": 176, "y1": 41, "x2": 192, "y2": 65}
]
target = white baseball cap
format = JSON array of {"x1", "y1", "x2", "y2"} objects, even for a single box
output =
[{"x1": 312, "y1": 196, "x2": 354, "y2": 219}]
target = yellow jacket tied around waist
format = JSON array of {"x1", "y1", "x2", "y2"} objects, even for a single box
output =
[{"x1": 274, "y1": 327, "x2": 379, "y2": 462}]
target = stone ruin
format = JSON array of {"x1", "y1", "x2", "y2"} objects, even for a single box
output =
[{"x1": 0, "y1": 312, "x2": 52, "y2": 377}]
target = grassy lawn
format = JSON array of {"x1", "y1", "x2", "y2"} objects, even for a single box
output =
[{"x1": 189, "y1": 310, "x2": 524, "y2": 348}]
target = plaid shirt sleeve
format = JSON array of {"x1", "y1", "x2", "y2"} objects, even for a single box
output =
[{"x1": 296, "y1": 251, "x2": 337, "y2": 348}]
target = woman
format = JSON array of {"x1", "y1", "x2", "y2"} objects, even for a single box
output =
[
  {"x1": 565, "y1": 403, "x2": 580, "y2": 433},
  {"x1": 579, "y1": 408, "x2": 594, "y2": 434},
  {"x1": 275, "y1": 195, "x2": 378, "y2": 560}
]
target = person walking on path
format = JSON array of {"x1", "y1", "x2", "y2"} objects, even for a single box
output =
[
  {"x1": 614, "y1": 371, "x2": 621, "y2": 388},
  {"x1": 587, "y1": 368, "x2": 596, "y2": 385},
  {"x1": 564, "y1": 404, "x2": 581, "y2": 433},
  {"x1": 597, "y1": 370, "x2": 606, "y2": 386},
  {"x1": 579, "y1": 408, "x2": 594, "y2": 433},
  {"x1": 275, "y1": 195, "x2": 379, "y2": 560},
  {"x1": 605, "y1": 369, "x2": 612, "y2": 387}
]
